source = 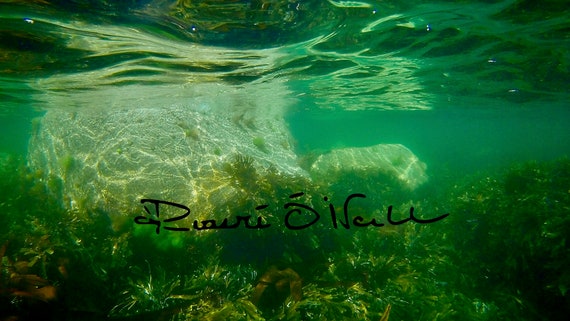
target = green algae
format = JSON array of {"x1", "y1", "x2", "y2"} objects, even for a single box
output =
[{"x1": 1, "y1": 154, "x2": 569, "y2": 320}]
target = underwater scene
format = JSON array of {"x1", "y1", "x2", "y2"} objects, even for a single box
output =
[{"x1": 1, "y1": 0, "x2": 569, "y2": 320}]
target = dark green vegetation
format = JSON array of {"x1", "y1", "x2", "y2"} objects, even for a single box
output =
[{"x1": 1, "y1": 152, "x2": 569, "y2": 320}]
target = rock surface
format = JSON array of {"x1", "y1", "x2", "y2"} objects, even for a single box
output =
[
  {"x1": 27, "y1": 83, "x2": 428, "y2": 229},
  {"x1": 27, "y1": 83, "x2": 306, "y2": 228},
  {"x1": 309, "y1": 144, "x2": 428, "y2": 191}
]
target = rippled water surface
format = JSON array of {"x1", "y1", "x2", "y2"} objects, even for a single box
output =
[{"x1": 2, "y1": 0, "x2": 569, "y2": 165}]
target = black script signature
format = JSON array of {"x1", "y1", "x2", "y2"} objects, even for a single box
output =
[
  {"x1": 134, "y1": 192, "x2": 449, "y2": 234},
  {"x1": 134, "y1": 199, "x2": 270, "y2": 234}
]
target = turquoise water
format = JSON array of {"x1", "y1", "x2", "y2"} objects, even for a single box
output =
[{"x1": 1, "y1": 1, "x2": 569, "y2": 320}]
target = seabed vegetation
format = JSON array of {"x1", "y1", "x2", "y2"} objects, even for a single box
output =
[{"x1": 1, "y1": 152, "x2": 569, "y2": 321}]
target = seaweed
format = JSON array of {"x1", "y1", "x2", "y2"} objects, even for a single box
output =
[
  {"x1": 252, "y1": 136, "x2": 268, "y2": 153},
  {"x1": 2, "y1": 152, "x2": 569, "y2": 321},
  {"x1": 110, "y1": 263, "x2": 183, "y2": 317},
  {"x1": 223, "y1": 154, "x2": 258, "y2": 190}
]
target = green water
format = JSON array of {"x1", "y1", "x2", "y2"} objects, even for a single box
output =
[{"x1": 1, "y1": 1, "x2": 569, "y2": 320}]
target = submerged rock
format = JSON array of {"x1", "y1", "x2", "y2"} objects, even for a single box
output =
[
  {"x1": 309, "y1": 144, "x2": 428, "y2": 191},
  {"x1": 27, "y1": 83, "x2": 306, "y2": 229},
  {"x1": 27, "y1": 82, "x2": 428, "y2": 230}
]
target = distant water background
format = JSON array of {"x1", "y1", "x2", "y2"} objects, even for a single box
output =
[{"x1": 1, "y1": 0, "x2": 569, "y2": 173}]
